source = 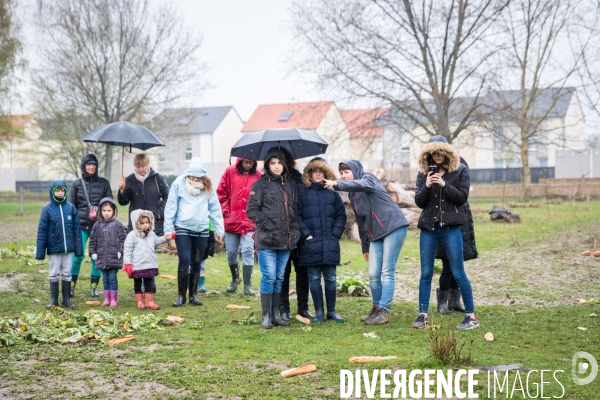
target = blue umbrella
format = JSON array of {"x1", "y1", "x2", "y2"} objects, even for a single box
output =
[{"x1": 230, "y1": 128, "x2": 328, "y2": 160}]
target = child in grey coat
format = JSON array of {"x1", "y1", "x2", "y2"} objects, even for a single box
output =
[{"x1": 124, "y1": 210, "x2": 174, "y2": 309}]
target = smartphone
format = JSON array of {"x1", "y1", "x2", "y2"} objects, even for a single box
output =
[{"x1": 428, "y1": 165, "x2": 438, "y2": 174}]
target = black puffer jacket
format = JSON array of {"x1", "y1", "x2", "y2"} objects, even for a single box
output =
[
  {"x1": 415, "y1": 142, "x2": 470, "y2": 231},
  {"x1": 68, "y1": 154, "x2": 113, "y2": 230},
  {"x1": 246, "y1": 148, "x2": 301, "y2": 251},
  {"x1": 117, "y1": 168, "x2": 169, "y2": 235},
  {"x1": 88, "y1": 198, "x2": 128, "y2": 270}
]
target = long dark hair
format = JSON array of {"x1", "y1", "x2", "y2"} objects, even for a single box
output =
[{"x1": 236, "y1": 159, "x2": 257, "y2": 176}]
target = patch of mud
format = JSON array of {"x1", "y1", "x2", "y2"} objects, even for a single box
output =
[
  {"x1": 0, "y1": 221, "x2": 38, "y2": 242},
  {"x1": 0, "y1": 273, "x2": 27, "y2": 291},
  {"x1": 241, "y1": 361, "x2": 289, "y2": 372}
]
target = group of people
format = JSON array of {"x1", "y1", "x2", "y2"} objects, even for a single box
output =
[{"x1": 35, "y1": 135, "x2": 479, "y2": 330}]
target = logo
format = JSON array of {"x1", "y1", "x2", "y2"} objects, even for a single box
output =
[
  {"x1": 572, "y1": 352, "x2": 598, "y2": 386},
  {"x1": 67, "y1": 215, "x2": 72, "y2": 220}
]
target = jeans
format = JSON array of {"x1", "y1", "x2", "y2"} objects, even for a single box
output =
[
  {"x1": 101, "y1": 269, "x2": 118, "y2": 291},
  {"x1": 175, "y1": 233, "x2": 208, "y2": 274},
  {"x1": 71, "y1": 229, "x2": 101, "y2": 278},
  {"x1": 368, "y1": 226, "x2": 408, "y2": 311},
  {"x1": 307, "y1": 265, "x2": 337, "y2": 291},
  {"x1": 419, "y1": 224, "x2": 475, "y2": 313},
  {"x1": 225, "y1": 231, "x2": 255, "y2": 266},
  {"x1": 258, "y1": 249, "x2": 290, "y2": 294}
]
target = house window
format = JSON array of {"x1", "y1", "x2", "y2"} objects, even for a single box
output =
[
  {"x1": 494, "y1": 159, "x2": 504, "y2": 169},
  {"x1": 158, "y1": 151, "x2": 166, "y2": 162},
  {"x1": 528, "y1": 138, "x2": 537, "y2": 149},
  {"x1": 493, "y1": 129, "x2": 503, "y2": 150},
  {"x1": 185, "y1": 142, "x2": 192, "y2": 160},
  {"x1": 538, "y1": 157, "x2": 548, "y2": 167},
  {"x1": 400, "y1": 133, "x2": 410, "y2": 151}
]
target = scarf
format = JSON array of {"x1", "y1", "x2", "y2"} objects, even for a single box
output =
[
  {"x1": 186, "y1": 177, "x2": 204, "y2": 196},
  {"x1": 135, "y1": 170, "x2": 150, "y2": 183},
  {"x1": 143, "y1": 229, "x2": 150, "y2": 237}
]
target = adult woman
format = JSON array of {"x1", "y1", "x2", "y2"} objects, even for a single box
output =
[
  {"x1": 413, "y1": 136, "x2": 479, "y2": 330},
  {"x1": 297, "y1": 157, "x2": 347, "y2": 323},
  {"x1": 163, "y1": 157, "x2": 224, "y2": 307},
  {"x1": 246, "y1": 148, "x2": 300, "y2": 329},
  {"x1": 118, "y1": 153, "x2": 169, "y2": 235},
  {"x1": 324, "y1": 160, "x2": 408, "y2": 325},
  {"x1": 216, "y1": 158, "x2": 262, "y2": 295},
  {"x1": 69, "y1": 154, "x2": 113, "y2": 298}
]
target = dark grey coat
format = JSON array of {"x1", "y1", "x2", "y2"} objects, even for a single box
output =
[{"x1": 88, "y1": 198, "x2": 128, "y2": 270}]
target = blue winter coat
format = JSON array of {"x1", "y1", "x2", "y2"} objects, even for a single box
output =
[
  {"x1": 297, "y1": 181, "x2": 347, "y2": 266},
  {"x1": 36, "y1": 180, "x2": 83, "y2": 259}
]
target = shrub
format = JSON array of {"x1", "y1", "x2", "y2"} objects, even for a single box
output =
[
  {"x1": 425, "y1": 315, "x2": 473, "y2": 365},
  {"x1": 336, "y1": 275, "x2": 370, "y2": 297}
]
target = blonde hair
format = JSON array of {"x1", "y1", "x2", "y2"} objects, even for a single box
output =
[
  {"x1": 200, "y1": 176, "x2": 212, "y2": 198},
  {"x1": 134, "y1": 153, "x2": 150, "y2": 167}
]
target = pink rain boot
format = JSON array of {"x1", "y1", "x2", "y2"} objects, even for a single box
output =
[
  {"x1": 103, "y1": 290, "x2": 111, "y2": 306},
  {"x1": 109, "y1": 290, "x2": 118, "y2": 308}
]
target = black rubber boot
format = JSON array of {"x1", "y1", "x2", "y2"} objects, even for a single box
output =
[
  {"x1": 448, "y1": 288, "x2": 465, "y2": 313},
  {"x1": 61, "y1": 280, "x2": 75, "y2": 308},
  {"x1": 279, "y1": 259, "x2": 292, "y2": 318},
  {"x1": 46, "y1": 281, "x2": 59, "y2": 309},
  {"x1": 295, "y1": 265, "x2": 311, "y2": 314},
  {"x1": 309, "y1": 284, "x2": 324, "y2": 323},
  {"x1": 243, "y1": 265, "x2": 255, "y2": 296},
  {"x1": 172, "y1": 273, "x2": 189, "y2": 307},
  {"x1": 188, "y1": 273, "x2": 202, "y2": 305},
  {"x1": 271, "y1": 292, "x2": 290, "y2": 327},
  {"x1": 235, "y1": 264, "x2": 241, "y2": 285},
  {"x1": 90, "y1": 275, "x2": 100, "y2": 298},
  {"x1": 260, "y1": 293, "x2": 273, "y2": 329},
  {"x1": 436, "y1": 289, "x2": 452, "y2": 315},
  {"x1": 70, "y1": 275, "x2": 78, "y2": 298},
  {"x1": 325, "y1": 287, "x2": 344, "y2": 322},
  {"x1": 226, "y1": 263, "x2": 239, "y2": 292}
]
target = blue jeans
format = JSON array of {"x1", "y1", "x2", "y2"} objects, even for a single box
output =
[
  {"x1": 307, "y1": 265, "x2": 337, "y2": 291},
  {"x1": 419, "y1": 224, "x2": 475, "y2": 314},
  {"x1": 368, "y1": 226, "x2": 408, "y2": 311},
  {"x1": 258, "y1": 250, "x2": 290, "y2": 293},
  {"x1": 101, "y1": 269, "x2": 118, "y2": 291},
  {"x1": 225, "y1": 231, "x2": 255, "y2": 266},
  {"x1": 175, "y1": 233, "x2": 208, "y2": 274}
]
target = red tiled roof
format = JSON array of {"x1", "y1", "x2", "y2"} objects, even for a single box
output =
[
  {"x1": 340, "y1": 108, "x2": 388, "y2": 138},
  {"x1": 0, "y1": 115, "x2": 33, "y2": 140},
  {"x1": 242, "y1": 101, "x2": 334, "y2": 132}
]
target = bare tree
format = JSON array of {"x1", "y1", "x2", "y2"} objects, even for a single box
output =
[
  {"x1": 33, "y1": 0, "x2": 207, "y2": 179},
  {"x1": 0, "y1": 0, "x2": 23, "y2": 138},
  {"x1": 493, "y1": 0, "x2": 598, "y2": 189},
  {"x1": 291, "y1": 0, "x2": 509, "y2": 144}
]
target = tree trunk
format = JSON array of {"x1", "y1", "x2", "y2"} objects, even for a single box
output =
[
  {"x1": 519, "y1": 131, "x2": 531, "y2": 197},
  {"x1": 104, "y1": 144, "x2": 113, "y2": 181}
]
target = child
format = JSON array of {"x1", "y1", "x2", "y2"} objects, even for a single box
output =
[
  {"x1": 198, "y1": 220, "x2": 216, "y2": 293},
  {"x1": 89, "y1": 197, "x2": 127, "y2": 307},
  {"x1": 36, "y1": 180, "x2": 83, "y2": 309},
  {"x1": 124, "y1": 209, "x2": 174, "y2": 309},
  {"x1": 297, "y1": 157, "x2": 347, "y2": 322}
]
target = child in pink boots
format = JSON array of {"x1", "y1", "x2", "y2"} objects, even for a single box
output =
[{"x1": 124, "y1": 210, "x2": 174, "y2": 310}]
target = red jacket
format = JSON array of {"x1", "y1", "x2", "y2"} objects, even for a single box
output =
[{"x1": 217, "y1": 158, "x2": 262, "y2": 235}]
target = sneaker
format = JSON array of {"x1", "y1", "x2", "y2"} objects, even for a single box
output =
[
  {"x1": 412, "y1": 314, "x2": 429, "y2": 329},
  {"x1": 456, "y1": 315, "x2": 479, "y2": 330},
  {"x1": 361, "y1": 306, "x2": 379, "y2": 322},
  {"x1": 364, "y1": 308, "x2": 388, "y2": 325}
]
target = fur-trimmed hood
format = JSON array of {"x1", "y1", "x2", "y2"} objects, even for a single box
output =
[
  {"x1": 417, "y1": 141, "x2": 460, "y2": 173},
  {"x1": 131, "y1": 209, "x2": 155, "y2": 235},
  {"x1": 302, "y1": 159, "x2": 337, "y2": 187}
]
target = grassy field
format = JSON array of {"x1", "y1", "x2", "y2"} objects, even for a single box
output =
[{"x1": 0, "y1": 195, "x2": 598, "y2": 399}]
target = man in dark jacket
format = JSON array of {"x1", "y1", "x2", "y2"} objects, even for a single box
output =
[
  {"x1": 36, "y1": 180, "x2": 83, "y2": 309},
  {"x1": 68, "y1": 154, "x2": 113, "y2": 298}
]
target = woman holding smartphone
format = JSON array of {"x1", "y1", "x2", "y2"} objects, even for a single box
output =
[{"x1": 413, "y1": 136, "x2": 479, "y2": 331}]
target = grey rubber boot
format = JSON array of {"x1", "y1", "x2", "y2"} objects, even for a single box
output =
[
  {"x1": 226, "y1": 263, "x2": 239, "y2": 292},
  {"x1": 260, "y1": 293, "x2": 273, "y2": 329},
  {"x1": 436, "y1": 289, "x2": 452, "y2": 315},
  {"x1": 448, "y1": 288, "x2": 465, "y2": 313},
  {"x1": 243, "y1": 265, "x2": 255, "y2": 296},
  {"x1": 271, "y1": 292, "x2": 290, "y2": 327},
  {"x1": 46, "y1": 281, "x2": 59, "y2": 309}
]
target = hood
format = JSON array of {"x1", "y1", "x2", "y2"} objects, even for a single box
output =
[
  {"x1": 263, "y1": 148, "x2": 289, "y2": 178},
  {"x1": 80, "y1": 154, "x2": 99, "y2": 180},
  {"x1": 235, "y1": 157, "x2": 258, "y2": 176},
  {"x1": 302, "y1": 159, "x2": 337, "y2": 187},
  {"x1": 131, "y1": 209, "x2": 155, "y2": 235},
  {"x1": 339, "y1": 160, "x2": 364, "y2": 180},
  {"x1": 417, "y1": 141, "x2": 460, "y2": 174},
  {"x1": 49, "y1": 179, "x2": 68, "y2": 205},
  {"x1": 98, "y1": 197, "x2": 118, "y2": 220},
  {"x1": 184, "y1": 157, "x2": 207, "y2": 178}
]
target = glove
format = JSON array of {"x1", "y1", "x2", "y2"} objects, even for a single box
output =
[
  {"x1": 91, "y1": 254, "x2": 97, "y2": 261},
  {"x1": 166, "y1": 232, "x2": 176, "y2": 240},
  {"x1": 117, "y1": 252, "x2": 121, "y2": 259},
  {"x1": 123, "y1": 264, "x2": 134, "y2": 277}
]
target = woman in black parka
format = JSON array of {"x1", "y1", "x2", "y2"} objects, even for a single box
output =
[
  {"x1": 69, "y1": 154, "x2": 113, "y2": 298},
  {"x1": 297, "y1": 157, "x2": 346, "y2": 322}
]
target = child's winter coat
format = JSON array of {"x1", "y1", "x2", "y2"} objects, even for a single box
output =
[
  {"x1": 123, "y1": 210, "x2": 166, "y2": 277},
  {"x1": 36, "y1": 180, "x2": 83, "y2": 259},
  {"x1": 88, "y1": 197, "x2": 127, "y2": 270}
]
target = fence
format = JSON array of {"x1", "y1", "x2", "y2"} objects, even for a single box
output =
[
  {"x1": 469, "y1": 167, "x2": 554, "y2": 184},
  {"x1": 15, "y1": 181, "x2": 75, "y2": 193}
]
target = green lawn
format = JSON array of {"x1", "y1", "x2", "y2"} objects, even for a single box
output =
[{"x1": 0, "y1": 196, "x2": 598, "y2": 399}]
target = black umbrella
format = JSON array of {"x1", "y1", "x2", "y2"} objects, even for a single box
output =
[
  {"x1": 80, "y1": 119, "x2": 165, "y2": 179},
  {"x1": 230, "y1": 128, "x2": 328, "y2": 160}
]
